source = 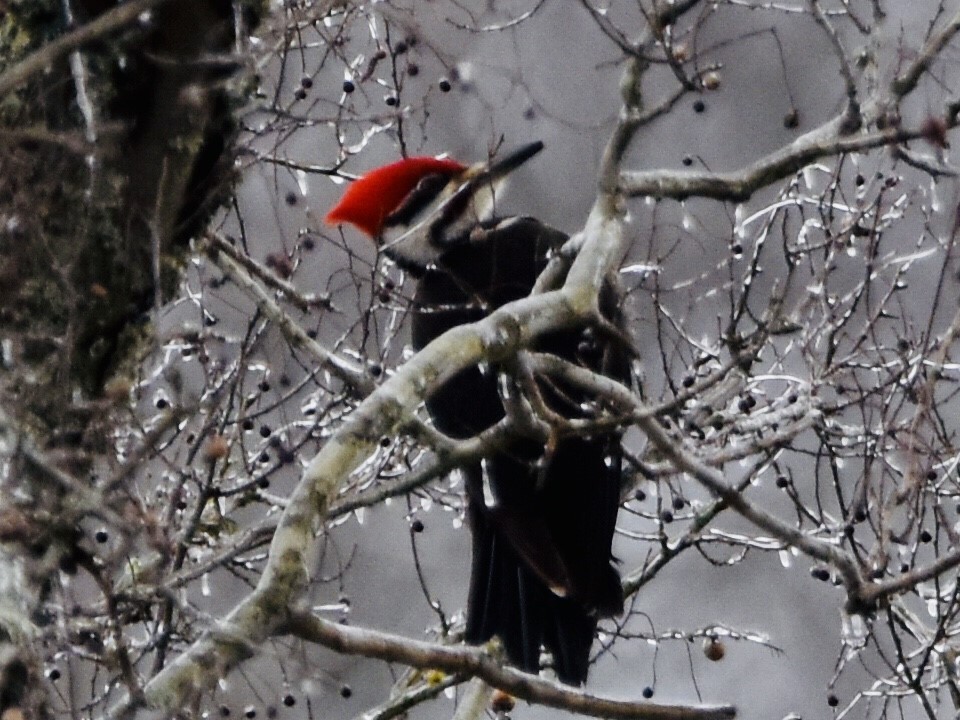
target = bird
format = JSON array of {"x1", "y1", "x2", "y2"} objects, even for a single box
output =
[{"x1": 325, "y1": 142, "x2": 627, "y2": 684}]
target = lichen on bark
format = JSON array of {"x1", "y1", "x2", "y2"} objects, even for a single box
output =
[{"x1": 0, "y1": 2, "x2": 264, "y2": 716}]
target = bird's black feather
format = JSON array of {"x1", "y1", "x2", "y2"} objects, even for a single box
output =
[{"x1": 411, "y1": 216, "x2": 628, "y2": 684}]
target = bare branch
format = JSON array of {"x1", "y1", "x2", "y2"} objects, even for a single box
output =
[
  {"x1": 633, "y1": 412, "x2": 873, "y2": 610},
  {"x1": 0, "y1": 0, "x2": 175, "y2": 98},
  {"x1": 891, "y1": 7, "x2": 960, "y2": 97},
  {"x1": 619, "y1": 126, "x2": 916, "y2": 201},
  {"x1": 807, "y1": 0, "x2": 860, "y2": 132},
  {"x1": 285, "y1": 611, "x2": 737, "y2": 720}
]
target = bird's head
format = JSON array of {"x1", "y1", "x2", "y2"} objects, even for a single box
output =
[{"x1": 325, "y1": 141, "x2": 544, "y2": 270}]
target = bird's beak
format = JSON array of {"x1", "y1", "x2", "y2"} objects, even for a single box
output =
[{"x1": 475, "y1": 141, "x2": 545, "y2": 186}]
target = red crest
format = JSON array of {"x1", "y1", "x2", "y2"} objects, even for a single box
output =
[{"x1": 325, "y1": 156, "x2": 466, "y2": 238}]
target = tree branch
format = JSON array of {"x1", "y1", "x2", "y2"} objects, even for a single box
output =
[
  {"x1": 891, "y1": 7, "x2": 960, "y2": 98},
  {"x1": 0, "y1": 0, "x2": 175, "y2": 98},
  {"x1": 284, "y1": 611, "x2": 736, "y2": 720},
  {"x1": 862, "y1": 548, "x2": 960, "y2": 608},
  {"x1": 634, "y1": 412, "x2": 872, "y2": 609},
  {"x1": 619, "y1": 126, "x2": 917, "y2": 201}
]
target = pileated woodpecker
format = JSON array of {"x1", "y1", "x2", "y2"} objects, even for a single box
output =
[{"x1": 326, "y1": 142, "x2": 627, "y2": 684}]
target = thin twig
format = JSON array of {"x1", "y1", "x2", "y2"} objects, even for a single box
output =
[{"x1": 205, "y1": 234, "x2": 372, "y2": 394}]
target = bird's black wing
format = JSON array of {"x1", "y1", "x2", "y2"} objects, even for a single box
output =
[{"x1": 411, "y1": 216, "x2": 628, "y2": 684}]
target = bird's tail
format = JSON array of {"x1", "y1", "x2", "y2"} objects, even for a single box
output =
[{"x1": 463, "y1": 465, "x2": 599, "y2": 685}]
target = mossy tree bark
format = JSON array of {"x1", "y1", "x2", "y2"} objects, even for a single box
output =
[{"x1": 0, "y1": 2, "x2": 262, "y2": 716}]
